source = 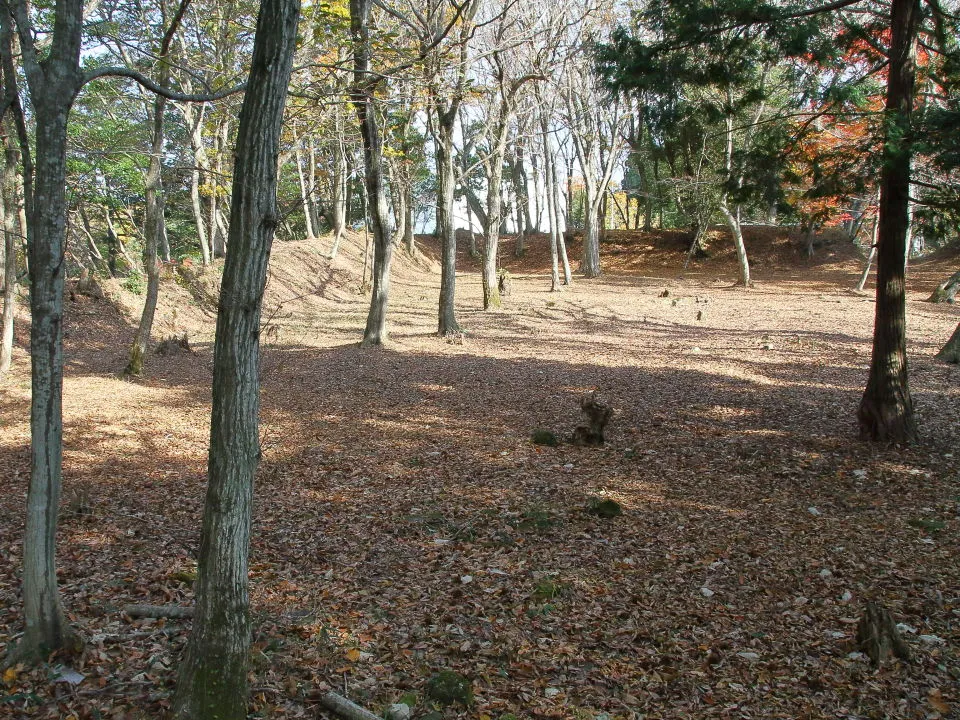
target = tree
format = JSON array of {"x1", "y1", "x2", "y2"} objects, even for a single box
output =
[
  {"x1": 857, "y1": 0, "x2": 920, "y2": 443},
  {"x1": 171, "y1": 0, "x2": 299, "y2": 715},
  {"x1": 3, "y1": 0, "x2": 245, "y2": 664},
  {"x1": 126, "y1": 0, "x2": 191, "y2": 376},
  {"x1": 350, "y1": 0, "x2": 394, "y2": 346},
  {"x1": 936, "y1": 322, "x2": 960, "y2": 363}
]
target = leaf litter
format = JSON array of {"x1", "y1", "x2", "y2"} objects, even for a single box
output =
[{"x1": 0, "y1": 228, "x2": 958, "y2": 719}]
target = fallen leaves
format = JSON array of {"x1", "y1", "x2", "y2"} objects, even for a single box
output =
[{"x1": 0, "y1": 231, "x2": 958, "y2": 718}]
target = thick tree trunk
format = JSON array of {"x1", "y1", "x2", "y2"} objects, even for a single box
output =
[
  {"x1": 351, "y1": 0, "x2": 393, "y2": 347},
  {"x1": 7, "y1": 0, "x2": 85, "y2": 663},
  {"x1": 935, "y1": 322, "x2": 960, "y2": 363},
  {"x1": 435, "y1": 114, "x2": 460, "y2": 335},
  {"x1": 858, "y1": 0, "x2": 919, "y2": 443},
  {"x1": 171, "y1": 0, "x2": 298, "y2": 717}
]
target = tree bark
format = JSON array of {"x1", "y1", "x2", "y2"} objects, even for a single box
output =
[
  {"x1": 0, "y1": 117, "x2": 19, "y2": 376},
  {"x1": 858, "y1": 0, "x2": 918, "y2": 443},
  {"x1": 171, "y1": 0, "x2": 298, "y2": 716},
  {"x1": 127, "y1": 2, "x2": 185, "y2": 376},
  {"x1": 935, "y1": 322, "x2": 960, "y2": 364},
  {"x1": 6, "y1": 0, "x2": 85, "y2": 663},
  {"x1": 350, "y1": 0, "x2": 393, "y2": 347},
  {"x1": 435, "y1": 111, "x2": 460, "y2": 335},
  {"x1": 927, "y1": 268, "x2": 959, "y2": 303}
]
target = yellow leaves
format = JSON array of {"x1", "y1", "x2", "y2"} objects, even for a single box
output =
[
  {"x1": 2, "y1": 665, "x2": 19, "y2": 686},
  {"x1": 928, "y1": 689, "x2": 951, "y2": 715},
  {"x1": 344, "y1": 647, "x2": 362, "y2": 662}
]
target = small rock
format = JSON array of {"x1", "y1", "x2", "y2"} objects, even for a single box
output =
[
  {"x1": 847, "y1": 651, "x2": 868, "y2": 661},
  {"x1": 562, "y1": 463, "x2": 574, "y2": 470},
  {"x1": 852, "y1": 469, "x2": 868, "y2": 479},
  {"x1": 808, "y1": 506, "x2": 822, "y2": 516},
  {"x1": 51, "y1": 666, "x2": 85, "y2": 686},
  {"x1": 385, "y1": 704, "x2": 412, "y2": 720},
  {"x1": 896, "y1": 623, "x2": 918, "y2": 635},
  {"x1": 691, "y1": 346, "x2": 701, "y2": 353},
  {"x1": 737, "y1": 652, "x2": 759, "y2": 660},
  {"x1": 545, "y1": 687, "x2": 561, "y2": 698},
  {"x1": 700, "y1": 587, "x2": 715, "y2": 598},
  {"x1": 460, "y1": 575, "x2": 473, "y2": 584},
  {"x1": 920, "y1": 634, "x2": 946, "y2": 645},
  {"x1": 819, "y1": 568, "x2": 833, "y2": 578},
  {"x1": 840, "y1": 590, "x2": 853, "y2": 602},
  {"x1": 762, "y1": 343, "x2": 774, "y2": 350}
]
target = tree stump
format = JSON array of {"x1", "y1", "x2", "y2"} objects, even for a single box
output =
[
  {"x1": 571, "y1": 392, "x2": 612, "y2": 446},
  {"x1": 855, "y1": 602, "x2": 911, "y2": 666}
]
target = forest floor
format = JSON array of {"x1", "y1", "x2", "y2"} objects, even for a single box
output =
[{"x1": 1, "y1": 226, "x2": 959, "y2": 720}]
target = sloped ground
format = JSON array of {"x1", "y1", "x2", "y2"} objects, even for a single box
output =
[{"x1": 0, "y1": 228, "x2": 958, "y2": 720}]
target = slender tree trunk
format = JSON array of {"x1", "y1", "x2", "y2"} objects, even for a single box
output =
[
  {"x1": 542, "y1": 126, "x2": 560, "y2": 291},
  {"x1": 581, "y1": 179, "x2": 601, "y2": 278},
  {"x1": 403, "y1": 182, "x2": 414, "y2": 254},
  {"x1": 856, "y1": 216, "x2": 880, "y2": 292},
  {"x1": 294, "y1": 137, "x2": 315, "y2": 239},
  {"x1": 0, "y1": 120, "x2": 19, "y2": 376},
  {"x1": 183, "y1": 104, "x2": 211, "y2": 264},
  {"x1": 482, "y1": 149, "x2": 505, "y2": 310},
  {"x1": 549, "y1": 148, "x2": 572, "y2": 285},
  {"x1": 435, "y1": 112, "x2": 460, "y2": 335},
  {"x1": 127, "y1": 5, "x2": 183, "y2": 377},
  {"x1": 171, "y1": 0, "x2": 298, "y2": 716},
  {"x1": 350, "y1": 0, "x2": 393, "y2": 347},
  {"x1": 328, "y1": 137, "x2": 347, "y2": 259},
  {"x1": 720, "y1": 198, "x2": 751, "y2": 286},
  {"x1": 858, "y1": 0, "x2": 919, "y2": 443}
]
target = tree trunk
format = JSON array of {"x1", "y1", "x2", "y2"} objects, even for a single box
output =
[
  {"x1": 351, "y1": 0, "x2": 393, "y2": 347},
  {"x1": 719, "y1": 198, "x2": 751, "y2": 287},
  {"x1": 541, "y1": 119, "x2": 560, "y2": 291},
  {"x1": 182, "y1": 103, "x2": 211, "y2": 264},
  {"x1": 171, "y1": 0, "x2": 298, "y2": 717},
  {"x1": 0, "y1": 118, "x2": 19, "y2": 376},
  {"x1": 927, "y1": 268, "x2": 960, "y2": 303},
  {"x1": 294, "y1": 134, "x2": 315, "y2": 239},
  {"x1": 550, "y1": 150, "x2": 572, "y2": 285},
  {"x1": 328, "y1": 135, "x2": 347, "y2": 258},
  {"x1": 580, "y1": 179, "x2": 601, "y2": 278},
  {"x1": 482, "y1": 139, "x2": 506, "y2": 310},
  {"x1": 6, "y1": 0, "x2": 86, "y2": 663},
  {"x1": 935, "y1": 322, "x2": 960, "y2": 364},
  {"x1": 127, "y1": 16, "x2": 180, "y2": 377},
  {"x1": 403, "y1": 181, "x2": 414, "y2": 255},
  {"x1": 856, "y1": 216, "x2": 880, "y2": 292},
  {"x1": 435, "y1": 112, "x2": 460, "y2": 335},
  {"x1": 858, "y1": 0, "x2": 919, "y2": 444}
]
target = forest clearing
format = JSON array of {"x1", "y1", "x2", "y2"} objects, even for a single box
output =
[{"x1": 1, "y1": 228, "x2": 958, "y2": 719}]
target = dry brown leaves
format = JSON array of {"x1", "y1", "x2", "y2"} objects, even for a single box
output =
[{"x1": 0, "y1": 228, "x2": 958, "y2": 720}]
